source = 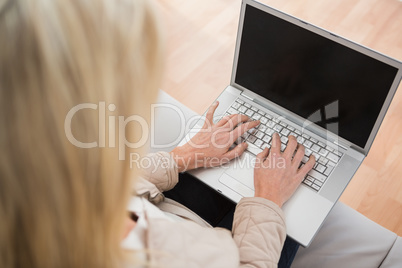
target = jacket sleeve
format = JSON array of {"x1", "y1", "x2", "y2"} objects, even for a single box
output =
[
  {"x1": 134, "y1": 151, "x2": 179, "y2": 203},
  {"x1": 233, "y1": 197, "x2": 287, "y2": 268}
]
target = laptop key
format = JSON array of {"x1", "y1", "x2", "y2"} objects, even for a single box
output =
[
  {"x1": 228, "y1": 107, "x2": 237, "y2": 114},
  {"x1": 281, "y1": 128, "x2": 290, "y2": 136},
  {"x1": 318, "y1": 141, "x2": 326, "y2": 147},
  {"x1": 314, "y1": 180, "x2": 323, "y2": 187},
  {"x1": 327, "y1": 152, "x2": 340, "y2": 163},
  {"x1": 265, "y1": 128, "x2": 274, "y2": 136},
  {"x1": 238, "y1": 106, "x2": 247, "y2": 113},
  {"x1": 245, "y1": 109, "x2": 254, "y2": 117},
  {"x1": 262, "y1": 135, "x2": 271, "y2": 143},
  {"x1": 319, "y1": 148, "x2": 329, "y2": 157},
  {"x1": 274, "y1": 124, "x2": 283, "y2": 132},
  {"x1": 252, "y1": 113, "x2": 262, "y2": 120},
  {"x1": 246, "y1": 143, "x2": 263, "y2": 156},
  {"x1": 306, "y1": 175, "x2": 314, "y2": 183},
  {"x1": 311, "y1": 144, "x2": 320, "y2": 152},
  {"x1": 311, "y1": 184, "x2": 320, "y2": 191},
  {"x1": 279, "y1": 121, "x2": 287, "y2": 127},
  {"x1": 254, "y1": 139, "x2": 263, "y2": 147},
  {"x1": 255, "y1": 130, "x2": 264, "y2": 139},
  {"x1": 303, "y1": 140, "x2": 313, "y2": 148},
  {"x1": 302, "y1": 156, "x2": 309, "y2": 163},
  {"x1": 232, "y1": 102, "x2": 241, "y2": 109},
  {"x1": 318, "y1": 157, "x2": 328, "y2": 166},
  {"x1": 262, "y1": 143, "x2": 270, "y2": 150},
  {"x1": 280, "y1": 143, "x2": 286, "y2": 151},
  {"x1": 258, "y1": 125, "x2": 267, "y2": 132},
  {"x1": 260, "y1": 117, "x2": 268, "y2": 124},
  {"x1": 315, "y1": 164, "x2": 326, "y2": 173},
  {"x1": 324, "y1": 164, "x2": 335, "y2": 176},
  {"x1": 247, "y1": 135, "x2": 257, "y2": 143},
  {"x1": 308, "y1": 169, "x2": 326, "y2": 182},
  {"x1": 312, "y1": 152, "x2": 320, "y2": 162}
]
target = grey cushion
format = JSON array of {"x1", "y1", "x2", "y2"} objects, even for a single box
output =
[
  {"x1": 292, "y1": 202, "x2": 399, "y2": 268},
  {"x1": 380, "y1": 237, "x2": 402, "y2": 268},
  {"x1": 149, "y1": 90, "x2": 198, "y2": 153}
]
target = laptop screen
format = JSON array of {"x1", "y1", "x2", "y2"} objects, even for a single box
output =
[{"x1": 235, "y1": 4, "x2": 399, "y2": 148}]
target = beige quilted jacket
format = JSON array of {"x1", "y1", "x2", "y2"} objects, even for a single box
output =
[{"x1": 135, "y1": 152, "x2": 286, "y2": 268}]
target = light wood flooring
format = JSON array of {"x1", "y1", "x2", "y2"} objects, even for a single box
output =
[{"x1": 156, "y1": 0, "x2": 402, "y2": 235}]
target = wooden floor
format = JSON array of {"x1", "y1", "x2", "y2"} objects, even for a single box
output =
[{"x1": 156, "y1": 0, "x2": 402, "y2": 235}]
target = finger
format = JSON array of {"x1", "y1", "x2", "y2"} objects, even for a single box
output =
[
  {"x1": 203, "y1": 101, "x2": 219, "y2": 128},
  {"x1": 283, "y1": 135, "x2": 298, "y2": 159},
  {"x1": 297, "y1": 154, "x2": 316, "y2": 179},
  {"x1": 216, "y1": 114, "x2": 237, "y2": 127},
  {"x1": 270, "y1": 132, "x2": 281, "y2": 154},
  {"x1": 221, "y1": 114, "x2": 249, "y2": 129},
  {"x1": 292, "y1": 144, "x2": 305, "y2": 168},
  {"x1": 255, "y1": 147, "x2": 270, "y2": 167},
  {"x1": 230, "y1": 120, "x2": 260, "y2": 143},
  {"x1": 223, "y1": 142, "x2": 248, "y2": 160}
]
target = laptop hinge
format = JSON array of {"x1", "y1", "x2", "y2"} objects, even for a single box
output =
[
  {"x1": 333, "y1": 140, "x2": 348, "y2": 151},
  {"x1": 350, "y1": 145, "x2": 366, "y2": 155},
  {"x1": 241, "y1": 92, "x2": 254, "y2": 101}
]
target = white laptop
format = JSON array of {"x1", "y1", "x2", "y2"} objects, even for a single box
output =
[{"x1": 178, "y1": 0, "x2": 402, "y2": 247}]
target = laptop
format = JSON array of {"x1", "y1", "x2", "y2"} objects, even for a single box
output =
[{"x1": 178, "y1": 0, "x2": 402, "y2": 247}]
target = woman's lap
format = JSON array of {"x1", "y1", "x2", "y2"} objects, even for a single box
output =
[{"x1": 164, "y1": 172, "x2": 299, "y2": 268}]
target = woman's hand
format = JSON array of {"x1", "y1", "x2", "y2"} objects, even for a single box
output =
[
  {"x1": 253, "y1": 133, "x2": 316, "y2": 207},
  {"x1": 171, "y1": 101, "x2": 259, "y2": 172}
]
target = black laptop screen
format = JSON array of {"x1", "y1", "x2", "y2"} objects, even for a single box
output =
[{"x1": 235, "y1": 4, "x2": 399, "y2": 148}]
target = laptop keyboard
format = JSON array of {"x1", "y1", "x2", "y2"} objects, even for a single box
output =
[{"x1": 223, "y1": 98, "x2": 343, "y2": 192}]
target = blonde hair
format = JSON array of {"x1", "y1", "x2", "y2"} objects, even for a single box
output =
[{"x1": 0, "y1": 0, "x2": 163, "y2": 267}]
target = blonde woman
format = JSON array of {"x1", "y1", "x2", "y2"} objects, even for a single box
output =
[{"x1": 0, "y1": 0, "x2": 315, "y2": 267}]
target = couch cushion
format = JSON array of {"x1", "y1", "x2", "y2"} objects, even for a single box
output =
[
  {"x1": 380, "y1": 236, "x2": 402, "y2": 268},
  {"x1": 149, "y1": 90, "x2": 199, "y2": 153},
  {"x1": 292, "y1": 202, "x2": 398, "y2": 268}
]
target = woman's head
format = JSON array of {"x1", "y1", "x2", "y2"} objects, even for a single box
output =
[{"x1": 0, "y1": 0, "x2": 163, "y2": 267}]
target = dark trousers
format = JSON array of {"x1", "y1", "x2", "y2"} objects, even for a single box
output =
[{"x1": 164, "y1": 172, "x2": 299, "y2": 268}]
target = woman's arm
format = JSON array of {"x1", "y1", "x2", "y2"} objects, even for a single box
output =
[
  {"x1": 139, "y1": 101, "x2": 258, "y2": 193},
  {"x1": 233, "y1": 133, "x2": 315, "y2": 266}
]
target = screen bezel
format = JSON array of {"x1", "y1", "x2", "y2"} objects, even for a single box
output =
[{"x1": 230, "y1": 0, "x2": 402, "y2": 155}]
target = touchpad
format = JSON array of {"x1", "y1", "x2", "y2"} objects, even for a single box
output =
[{"x1": 222, "y1": 152, "x2": 255, "y2": 190}]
